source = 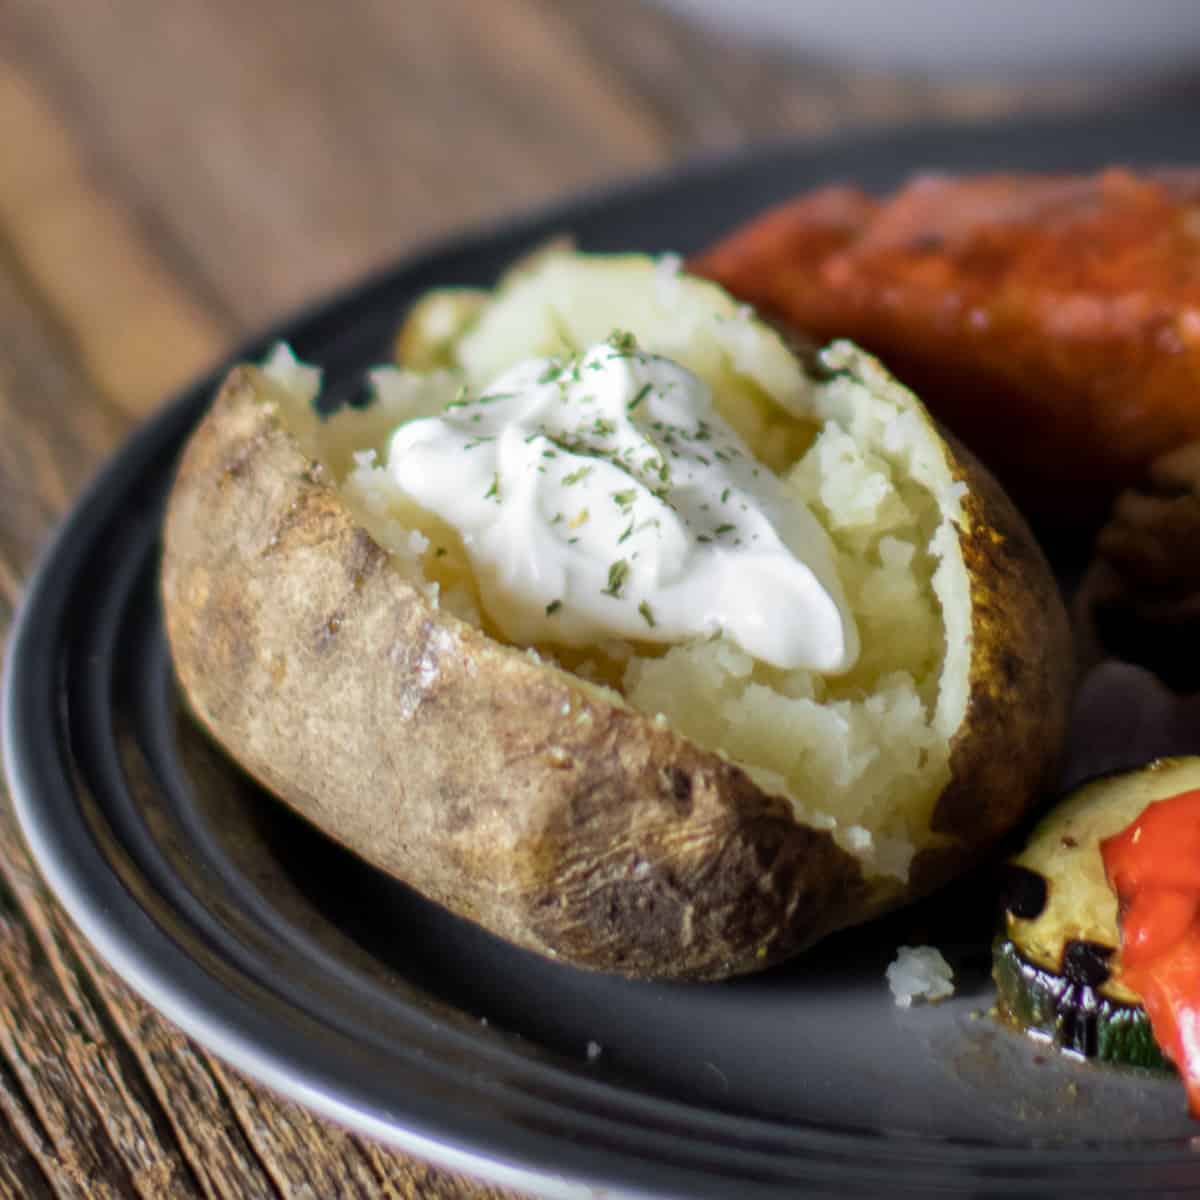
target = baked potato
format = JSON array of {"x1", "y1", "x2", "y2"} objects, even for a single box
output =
[{"x1": 161, "y1": 251, "x2": 1072, "y2": 980}]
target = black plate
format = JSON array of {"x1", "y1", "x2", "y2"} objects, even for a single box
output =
[{"x1": 8, "y1": 106, "x2": 1200, "y2": 1199}]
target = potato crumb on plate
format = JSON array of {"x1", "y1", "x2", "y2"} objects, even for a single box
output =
[{"x1": 886, "y1": 945, "x2": 955, "y2": 1007}]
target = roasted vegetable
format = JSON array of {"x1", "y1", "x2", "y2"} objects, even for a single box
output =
[{"x1": 995, "y1": 758, "x2": 1200, "y2": 1073}]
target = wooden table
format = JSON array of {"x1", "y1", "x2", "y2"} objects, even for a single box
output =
[{"x1": 0, "y1": 3, "x2": 1193, "y2": 1195}]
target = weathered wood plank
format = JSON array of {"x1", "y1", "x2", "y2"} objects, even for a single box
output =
[
  {"x1": 0, "y1": 1137, "x2": 53, "y2": 1200},
  {"x1": 0, "y1": 1026, "x2": 59, "y2": 1200},
  {"x1": 0, "y1": 909, "x2": 198, "y2": 1200},
  {"x1": 0, "y1": 56, "x2": 229, "y2": 421},
  {"x1": 6, "y1": 0, "x2": 671, "y2": 331},
  {"x1": 0, "y1": 242, "x2": 137, "y2": 590}
]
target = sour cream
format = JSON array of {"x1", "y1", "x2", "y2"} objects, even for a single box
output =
[{"x1": 386, "y1": 334, "x2": 859, "y2": 672}]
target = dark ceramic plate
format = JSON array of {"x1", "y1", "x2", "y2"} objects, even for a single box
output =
[{"x1": 8, "y1": 107, "x2": 1200, "y2": 1199}]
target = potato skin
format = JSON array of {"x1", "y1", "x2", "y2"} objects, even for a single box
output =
[
  {"x1": 161, "y1": 363, "x2": 1072, "y2": 979},
  {"x1": 911, "y1": 431, "x2": 1074, "y2": 901},
  {"x1": 162, "y1": 367, "x2": 872, "y2": 980}
]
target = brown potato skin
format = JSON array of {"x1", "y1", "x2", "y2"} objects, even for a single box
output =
[
  {"x1": 162, "y1": 368, "x2": 873, "y2": 980},
  {"x1": 161, "y1": 365, "x2": 1071, "y2": 980},
  {"x1": 911, "y1": 431, "x2": 1074, "y2": 901}
]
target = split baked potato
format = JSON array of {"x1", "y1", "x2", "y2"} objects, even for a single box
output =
[{"x1": 161, "y1": 251, "x2": 1072, "y2": 980}]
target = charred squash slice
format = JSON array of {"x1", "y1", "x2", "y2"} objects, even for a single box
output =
[{"x1": 993, "y1": 758, "x2": 1200, "y2": 1071}]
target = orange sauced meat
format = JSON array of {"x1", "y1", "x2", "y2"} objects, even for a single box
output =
[{"x1": 692, "y1": 168, "x2": 1200, "y2": 526}]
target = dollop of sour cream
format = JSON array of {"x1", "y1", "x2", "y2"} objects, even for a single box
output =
[{"x1": 386, "y1": 334, "x2": 859, "y2": 672}]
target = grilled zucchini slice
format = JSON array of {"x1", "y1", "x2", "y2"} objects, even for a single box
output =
[{"x1": 994, "y1": 758, "x2": 1200, "y2": 1070}]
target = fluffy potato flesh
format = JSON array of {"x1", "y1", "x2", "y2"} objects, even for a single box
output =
[{"x1": 162, "y1": 252, "x2": 1072, "y2": 979}]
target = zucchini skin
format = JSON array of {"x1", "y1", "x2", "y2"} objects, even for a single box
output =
[
  {"x1": 995, "y1": 760, "x2": 1200, "y2": 1075},
  {"x1": 993, "y1": 938, "x2": 1170, "y2": 1072}
]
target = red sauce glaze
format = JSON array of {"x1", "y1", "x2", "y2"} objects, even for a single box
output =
[{"x1": 1101, "y1": 788, "x2": 1200, "y2": 1113}]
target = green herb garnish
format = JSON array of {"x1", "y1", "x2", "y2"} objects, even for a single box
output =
[
  {"x1": 603, "y1": 559, "x2": 630, "y2": 597},
  {"x1": 627, "y1": 383, "x2": 652, "y2": 412}
]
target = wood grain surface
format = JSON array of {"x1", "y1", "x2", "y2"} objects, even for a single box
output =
[{"x1": 0, "y1": 1, "x2": 1194, "y2": 1194}]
